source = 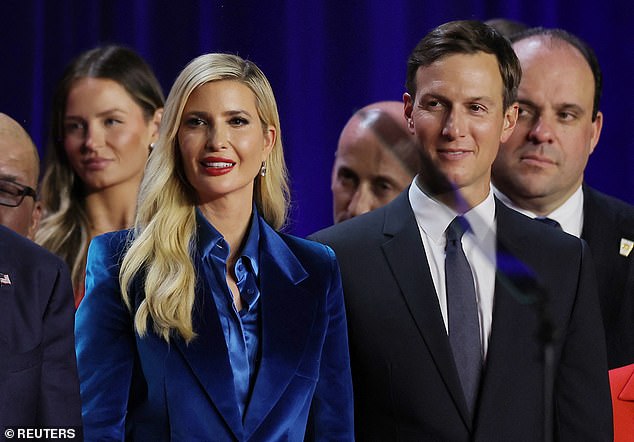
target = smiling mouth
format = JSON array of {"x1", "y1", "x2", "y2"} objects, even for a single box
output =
[
  {"x1": 200, "y1": 159, "x2": 236, "y2": 176},
  {"x1": 438, "y1": 149, "x2": 472, "y2": 159},
  {"x1": 202, "y1": 161, "x2": 235, "y2": 168}
]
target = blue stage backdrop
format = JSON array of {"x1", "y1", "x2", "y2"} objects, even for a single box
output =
[{"x1": 2, "y1": 1, "x2": 633, "y2": 236}]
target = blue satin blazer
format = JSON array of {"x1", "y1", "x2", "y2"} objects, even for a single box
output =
[{"x1": 75, "y1": 219, "x2": 354, "y2": 441}]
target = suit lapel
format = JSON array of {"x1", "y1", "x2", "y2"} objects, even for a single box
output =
[
  {"x1": 171, "y1": 260, "x2": 244, "y2": 440},
  {"x1": 381, "y1": 192, "x2": 472, "y2": 428},
  {"x1": 618, "y1": 367, "x2": 634, "y2": 401},
  {"x1": 482, "y1": 202, "x2": 545, "y2": 404},
  {"x1": 243, "y1": 223, "x2": 314, "y2": 436},
  {"x1": 0, "y1": 249, "x2": 15, "y2": 352}
]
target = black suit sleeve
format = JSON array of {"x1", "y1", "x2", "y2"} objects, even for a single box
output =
[{"x1": 37, "y1": 258, "x2": 82, "y2": 429}]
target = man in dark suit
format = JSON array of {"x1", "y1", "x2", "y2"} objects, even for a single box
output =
[
  {"x1": 311, "y1": 20, "x2": 612, "y2": 440},
  {"x1": 492, "y1": 28, "x2": 634, "y2": 369},
  {"x1": 0, "y1": 113, "x2": 42, "y2": 239},
  {"x1": 0, "y1": 224, "x2": 82, "y2": 434}
]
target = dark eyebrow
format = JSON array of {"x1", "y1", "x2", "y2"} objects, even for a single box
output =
[
  {"x1": 0, "y1": 174, "x2": 18, "y2": 182},
  {"x1": 517, "y1": 99, "x2": 538, "y2": 108},
  {"x1": 556, "y1": 103, "x2": 585, "y2": 115},
  {"x1": 468, "y1": 96, "x2": 496, "y2": 105}
]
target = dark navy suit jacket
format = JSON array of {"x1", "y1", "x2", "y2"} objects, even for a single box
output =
[
  {"x1": 311, "y1": 192, "x2": 612, "y2": 441},
  {"x1": 582, "y1": 185, "x2": 634, "y2": 368},
  {"x1": 75, "y1": 219, "x2": 353, "y2": 441},
  {"x1": 0, "y1": 225, "x2": 81, "y2": 431}
]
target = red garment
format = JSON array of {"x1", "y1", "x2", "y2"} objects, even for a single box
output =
[
  {"x1": 610, "y1": 364, "x2": 634, "y2": 441},
  {"x1": 74, "y1": 277, "x2": 85, "y2": 308}
]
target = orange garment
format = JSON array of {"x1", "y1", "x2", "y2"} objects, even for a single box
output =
[{"x1": 610, "y1": 364, "x2": 634, "y2": 441}]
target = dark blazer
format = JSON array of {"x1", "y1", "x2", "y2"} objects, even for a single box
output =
[
  {"x1": 582, "y1": 184, "x2": 634, "y2": 368},
  {"x1": 75, "y1": 220, "x2": 353, "y2": 441},
  {"x1": 0, "y1": 225, "x2": 81, "y2": 431},
  {"x1": 310, "y1": 192, "x2": 612, "y2": 441}
]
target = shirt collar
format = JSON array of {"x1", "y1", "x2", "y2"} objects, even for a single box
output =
[
  {"x1": 196, "y1": 206, "x2": 261, "y2": 276},
  {"x1": 409, "y1": 177, "x2": 496, "y2": 244},
  {"x1": 493, "y1": 184, "x2": 584, "y2": 237}
]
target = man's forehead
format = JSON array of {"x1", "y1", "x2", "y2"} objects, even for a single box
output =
[
  {"x1": 513, "y1": 35, "x2": 587, "y2": 68},
  {"x1": 0, "y1": 141, "x2": 38, "y2": 183},
  {"x1": 414, "y1": 53, "x2": 504, "y2": 98},
  {"x1": 515, "y1": 39, "x2": 595, "y2": 102}
]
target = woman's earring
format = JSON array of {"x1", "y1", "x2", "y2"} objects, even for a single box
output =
[
  {"x1": 260, "y1": 161, "x2": 267, "y2": 177},
  {"x1": 149, "y1": 142, "x2": 156, "y2": 152}
]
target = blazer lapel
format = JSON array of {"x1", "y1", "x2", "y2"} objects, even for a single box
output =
[
  {"x1": 482, "y1": 202, "x2": 546, "y2": 404},
  {"x1": 618, "y1": 367, "x2": 634, "y2": 402},
  {"x1": 381, "y1": 192, "x2": 472, "y2": 428},
  {"x1": 243, "y1": 223, "x2": 315, "y2": 436},
  {"x1": 171, "y1": 262, "x2": 244, "y2": 440},
  {"x1": 0, "y1": 257, "x2": 15, "y2": 351}
]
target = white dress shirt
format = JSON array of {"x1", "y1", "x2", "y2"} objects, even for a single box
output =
[
  {"x1": 493, "y1": 185, "x2": 584, "y2": 237},
  {"x1": 409, "y1": 179, "x2": 497, "y2": 358}
]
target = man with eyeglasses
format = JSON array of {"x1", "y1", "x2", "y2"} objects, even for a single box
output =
[
  {"x1": 0, "y1": 113, "x2": 42, "y2": 239},
  {"x1": 0, "y1": 113, "x2": 82, "y2": 434}
]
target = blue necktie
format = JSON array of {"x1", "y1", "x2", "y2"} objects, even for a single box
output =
[
  {"x1": 445, "y1": 216, "x2": 482, "y2": 416},
  {"x1": 534, "y1": 216, "x2": 561, "y2": 230}
]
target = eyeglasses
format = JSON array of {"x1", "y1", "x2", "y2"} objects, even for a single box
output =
[{"x1": 0, "y1": 179, "x2": 37, "y2": 207}]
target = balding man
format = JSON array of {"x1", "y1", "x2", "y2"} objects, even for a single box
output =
[
  {"x1": 0, "y1": 113, "x2": 42, "y2": 238},
  {"x1": 492, "y1": 28, "x2": 634, "y2": 369},
  {"x1": 331, "y1": 101, "x2": 420, "y2": 223},
  {"x1": 0, "y1": 114, "x2": 81, "y2": 433}
]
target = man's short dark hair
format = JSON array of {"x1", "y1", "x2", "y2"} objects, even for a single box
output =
[
  {"x1": 511, "y1": 27, "x2": 602, "y2": 121},
  {"x1": 405, "y1": 20, "x2": 522, "y2": 111}
]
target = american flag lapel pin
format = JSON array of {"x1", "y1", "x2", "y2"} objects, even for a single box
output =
[
  {"x1": 0, "y1": 273, "x2": 11, "y2": 285},
  {"x1": 620, "y1": 238, "x2": 633, "y2": 257}
]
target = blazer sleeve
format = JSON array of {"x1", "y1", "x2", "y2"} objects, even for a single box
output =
[
  {"x1": 38, "y1": 257, "x2": 82, "y2": 429},
  {"x1": 555, "y1": 240, "x2": 613, "y2": 440},
  {"x1": 307, "y1": 245, "x2": 354, "y2": 441},
  {"x1": 75, "y1": 233, "x2": 135, "y2": 442}
]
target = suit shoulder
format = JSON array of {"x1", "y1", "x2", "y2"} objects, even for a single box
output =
[
  {"x1": 0, "y1": 224, "x2": 67, "y2": 269},
  {"x1": 278, "y1": 231, "x2": 336, "y2": 262},
  {"x1": 309, "y1": 205, "x2": 386, "y2": 245},
  {"x1": 585, "y1": 186, "x2": 634, "y2": 220},
  {"x1": 88, "y1": 229, "x2": 132, "y2": 262},
  {"x1": 498, "y1": 202, "x2": 584, "y2": 252}
]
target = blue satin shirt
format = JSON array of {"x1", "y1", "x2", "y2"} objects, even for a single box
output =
[{"x1": 197, "y1": 208, "x2": 261, "y2": 419}]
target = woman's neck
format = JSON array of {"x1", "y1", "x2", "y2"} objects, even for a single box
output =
[{"x1": 84, "y1": 181, "x2": 140, "y2": 238}]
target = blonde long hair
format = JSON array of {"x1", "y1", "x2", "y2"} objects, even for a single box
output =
[{"x1": 120, "y1": 53, "x2": 290, "y2": 342}]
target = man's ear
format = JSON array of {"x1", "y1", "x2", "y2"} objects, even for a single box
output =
[
  {"x1": 403, "y1": 93, "x2": 415, "y2": 134},
  {"x1": 588, "y1": 110, "x2": 603, "y2": 155},
  {"x1": 500, "y1": 103, "x2": 519, "y2": 143}
]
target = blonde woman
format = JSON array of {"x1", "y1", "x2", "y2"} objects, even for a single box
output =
[
  {"x1": 36, "y1": 45, "x2": 164, "y2": 306},
  {"x1": 75, "y1": 53, "x2": 354, "y2": 441}
]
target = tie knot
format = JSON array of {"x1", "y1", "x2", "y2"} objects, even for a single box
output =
[
  {"x1": 446, "y1": 216, "x2": 470, "y2": 243},
  {"x1": 534, "y1": 216, "x2": 561, "y2": 230}
]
